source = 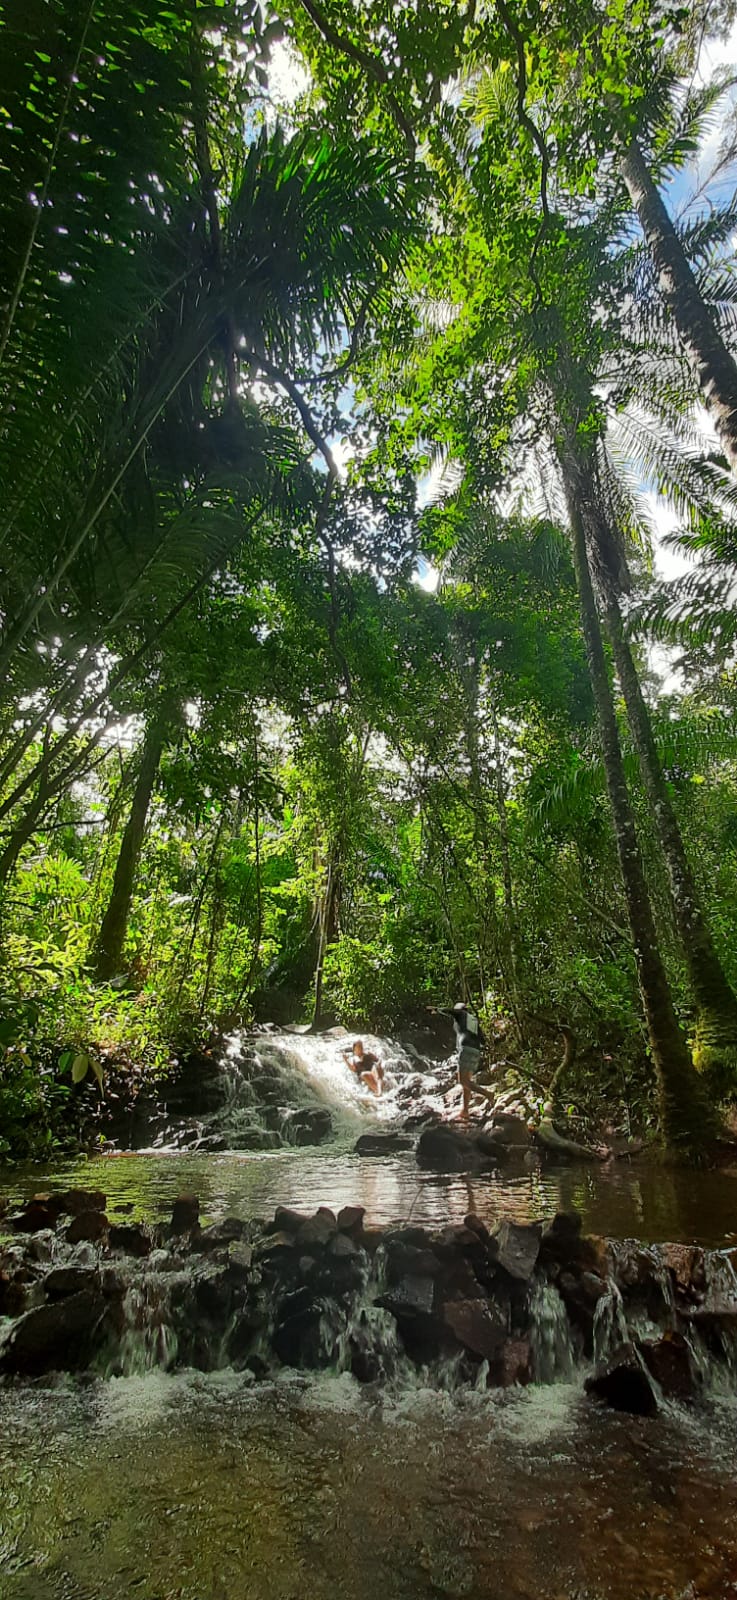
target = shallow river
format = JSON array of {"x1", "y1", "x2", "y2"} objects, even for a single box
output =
[
  {"x1": 4, "y1": 1045, "x2": 737, "y2": 1600},
  {"x1": 3, "y1": 1144, "x2": 737, "y2": 1245},
  {"x1": 1, "y1": 1369, "x2": 737, "y2": 1599}
]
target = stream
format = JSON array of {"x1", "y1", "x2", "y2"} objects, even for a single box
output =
[{"x1": 2, "y1": 1031, "x2": 737, "y2": 1598}]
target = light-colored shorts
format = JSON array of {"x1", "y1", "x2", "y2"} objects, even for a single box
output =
[{"x1": 457, "y1": 1045, "x2": 481, "y2": 1078}]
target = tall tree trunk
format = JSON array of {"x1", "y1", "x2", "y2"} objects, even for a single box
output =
[
  {"x1": 91, "y1": 707, "x2": 170, "y2": 981},
  {"x1": 558, "y1": 436, "x2": 714, "y2": 1149},
  {"x1": 620, "y1": 138, "x2": 737, "y2": 475},
  {"x1": 601, "y1": 583, "x2": 737, "y2": 1087}
]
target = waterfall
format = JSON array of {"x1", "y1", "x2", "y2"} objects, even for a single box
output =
[{"x1": 529, "y1": 1280, "x2": 577, "y2": 1382}]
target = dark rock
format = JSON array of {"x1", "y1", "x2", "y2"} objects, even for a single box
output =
[
  {"x1": 296, "y1": 1208, "x2": 337, "y2": 1248},
  {"x1": 328, "y1": 1233, "x2": 359, "y2": 1259},
  {"x1": 585, "y1": 1343, "x2": 658, "y2": 1416},
  {"x1": 386, "y1": 1242, "x2": 442, "y2": 1281},
  {"x1": 355, "y1": 1132, "x2": 412, "y2": 1156},
  {"x1": 377, "y1": 1274, "x2": 435, "y2": 1319},
  {"x1": 108, "y1": 1223, "x2": 151, "y2": 1257},
  {"x1": 266, "y1": 1207, "x2": 309, "y2": 1235},
  {"x1": 281, "y1": 1107, "x2": 333, "y2": 1146},
  {"x1": 170, "y1": 1194, "x2": 200, "y2": 1234},
  {"x1": 54, "y1": 1188, "x2": 107, "y2": 1217},
  {"x1": 337, "y1": 1205, "x2": 365, "y2": 1236},
  {"x1": 661, "y1": 1243, "x2": 706, "y2": 1298},
  {"x1": 0, "y1": 1290, "x2": 108, "y2": 1375},
  {"x1": 435, "y1": 1224, "x2": 489, "y2": 1257},
  {"x1": 487, "y1": 1114, "x2": 532, "y2": 1146},
  {"x1": 10, "y1": 1199, "x2": 58, "y2": 1233},
  {"x1": 491, "y1": 1336, "x2": 532, "y2": 1387},
  {"x1": 639, "y1": 1333, "x2": 695, "y2": 1399},
  {"x1": 196, "y1": 1134, "x2": 229, "y2": 1152},
  {"x1": 272, "y1": 1300, "x2": 336, "y2": 1368},
  {"x1": 416, "y1": 1125, "x2": 494, "y2": 1173},
  {"x1": 443, "y1": 1298, "x2": 507, "y2": 1360},
  {"x1": 226, "y1": 1242, "x2": 254, "y2": 1277},
  {"x1": 65, "y1": 1210, "x2": 109, "y2": 1245},
  {"x1": 256, "y1": 1230, "x2": 298, "y2": 1257},
  {"x1": 45, "y1": 1265, "x2": 101, "y2": 1300},
  {"x1": 161, "y1": 1049, "x2": 226, "y2": 1115},
  {"x1": 492, "y1": 1220, "x2": 541, "y2": 1283},
  {"x1": 464, "y1": 1213, "x2": 491, "y2": 1241},
  {"x1": 195, "y1": 1218, "x2": 247, "y2": 1252},
  {"x1": 350, "y1": 1348, "x2": 384, "y2": 1383}
]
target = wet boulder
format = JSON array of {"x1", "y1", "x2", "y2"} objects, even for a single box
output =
[
  {"x1": 492, "y1": 1336, "x2": 532, "y2": 1387},
  {"x1": 296, "y1": 1207, "x2": 337, "y2": 1249},
  {"x1": 477, "y1": 1117, "x2": 531, "y2": 1153},
  {"x1": 585, "y1": 1343, "x2": 658, "y2": 1417},
  {"x1": 354, "y1": 1132, "x2": 412, "y2": 1156},
  {"x1": 416, "y1": 1126, "x2": 491, "y2": 1173},
  {"x1": 108, "y1": 1222, "x2": 152, "y2": 1257},
  {"x1": 661, "y1": 1243, "x2": 706, "y2": 1301},
  {"x1": 9, "y1": 1197, "x2": 59, "y2": 1233},
  {"x1": 337, "y1": 1205, "x2": 365, "y2": 1236},
  {"x1": 272, "y1": 1295, "x2": 338, "y2": 1369},
  {"x1": 44, "y1": 1266, "x2": 100, "y2": 1300},
  {"x1": 54, "y1": 1188, "x2": 107, "y2": 1217},
  {"x1": 280, "y1": 1107, "x2": 333, "y2": 1146},
  {"x1": 0, "y1": 1289, "x2": 108, "y2": 1375},
  {"x1": 194, "y1": 1217, "x2": 248, "y2": 1253},
  {"x1": 492, "y1": 1220, "x2": 541, "y2": 1283},
  {"x1": 443, "y1": 1297, "x2": 508, "y2": 1361},
  {"x1": 639, "y1": 1332, "x2": 695, "y2": 1400},
  {"x1": 65, "y1": 1210, "x2": 110, "y2": 1245},
  {"x1": 169, "y1": 1194, "x2": 200, "y2": 1234}
]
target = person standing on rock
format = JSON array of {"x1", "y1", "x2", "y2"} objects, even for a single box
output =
[
  {"x1": 451, "y1": 1003, "x2": 495, "y2": 1120},
  {"x1": 342, "y1": 1039, "x2": 384, "y2": 1096}
]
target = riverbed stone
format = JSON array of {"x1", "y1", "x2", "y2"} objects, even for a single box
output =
[
  {"x1": 377, "y1": 1273, "x2": 436, "y2": 1319},
  {"x1": 584, "y1": 1343, "x2": 658, "y2": 1416},
  {"x1": 0, "y1": 1289, "x2": 108, "y2": 1375},
  {"x1": 280, "y1": 1107, "x2": 333, "y2": 1146},
  {"x1": 639, "y1": 1332, "x2": 695, "y2": 1399},
  {"x1": 10, "y1": 1198, "x2": 58, "y2": 1233},
  {"x1": 108, "y1": 1222, "x2": 152, "y2": 1257},
  {"x1": 354, "y1": 1132, "x2": 412, "y2": 1156},
  {"x1": 44, "y1": 1266, "x2": 100, "y2": 1300},
  {"x1": 55, "y1": 1188, "x2": 107, "y2": 1216},
  {"x1": 337, "y1": 1205, "x2": 365, "y2": 1235},
  {"x1": 661, "y1": 1243, "x2": 706, "y2": 1298},
  {"x1": 492, "y1": 1220, "x2": 541, "y2": 1283},
  {"x1": 296, "y1": 1208, "x2": 337, "y2": 1248},
  {"x1": 170, "y1": 1194, "x2": 200, "y2": 1234},
  {"x1": 416, "y1": 1126, "x2": 486, "y2": 1172},
  {"x1": 195, "y1": 1218, "x2": 247, "y2": 1252},
  {"x1": 65, "y1": 1210, "x2": 110, "y2": 1245},
  {"x1": 443, "y1": 1297, "x2": 507, "y2": 1360},
  {"x1": 492, "y1": 1336, "x2": 532, "y2": 1387}
]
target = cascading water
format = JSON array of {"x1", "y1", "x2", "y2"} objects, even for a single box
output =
[
  {"x1": 143, "y1": 1031, "x2": 453, "y2": 1157},
  {"x1": 529, "y1": 1280, "x2": 577, "y2": 1381}
]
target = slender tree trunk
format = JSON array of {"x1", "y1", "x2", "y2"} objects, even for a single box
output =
[
  {"x1": 601, "y1": 583, "x2": 737, "y2": 1085},
  {"x1": 91, "y1": 708, "x2": 170, "y2": 981},
  {"x1": 620, "y1": 138, "x2": 737, "y2": 475},
  {"x1": 558, "y1": 436, "x2": 714, "y2": 1149}
]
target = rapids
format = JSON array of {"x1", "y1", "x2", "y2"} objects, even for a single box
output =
[{"x1": 3, "y1": 1029, "x2": 737, "y2": 1599}]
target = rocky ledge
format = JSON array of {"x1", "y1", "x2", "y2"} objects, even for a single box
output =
[{"x1": 1, "y1": 1190, "x2": 736, "y2": 1414}]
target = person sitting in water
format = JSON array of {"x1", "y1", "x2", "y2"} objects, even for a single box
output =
[
  {"x1": 342, "y1": 1038, "x2": 384, "y2": 1096},
  {"x1": 451, "y1": 1002, "x2": 495, "y2": 1120}
]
